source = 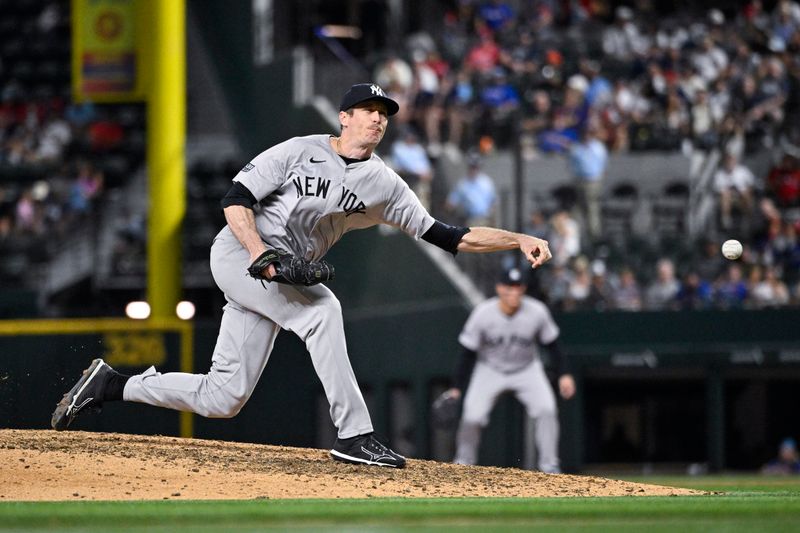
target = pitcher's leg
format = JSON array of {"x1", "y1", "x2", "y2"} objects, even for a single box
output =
[
  {"x1": 124, "y1": 302, "x2": 279, "y2": 418},
  {"x1": 283, "y1": 287, "x2": 372, "y2": 438},
  {"x1": 211, "y1": 233, "x2": 371, "y2": 439}
]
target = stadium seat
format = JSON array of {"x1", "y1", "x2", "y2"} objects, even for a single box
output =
[
  {"x1": 652, "y1": 182, "x2": 689, "y2": 239},
  {"x1": 551, "y1": 184, "x2": 578, "y2": 211},
  {"x1": 602, "y1": 182, "x2": 639, "y2": 247},
  {"x1": 664, "y1": 181, "x2": 689, "y2": 198}
]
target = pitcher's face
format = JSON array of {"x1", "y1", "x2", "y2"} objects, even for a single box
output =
[{"x1": 340, "y1": 101, "x2": 388, "y2": 147}]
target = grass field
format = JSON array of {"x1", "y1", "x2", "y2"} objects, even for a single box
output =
[{"x1": 2, "y1": 475, "x2": 799, "y2": 532}]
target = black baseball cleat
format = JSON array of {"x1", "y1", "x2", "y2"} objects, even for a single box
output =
[
  {"x1": 330, "y1": 433, "x2": 406, "y2": 468},
  {"x1": 51, "y1": 358, "x2": 114, "y2": 431}
]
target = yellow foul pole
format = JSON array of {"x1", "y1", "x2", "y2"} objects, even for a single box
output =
[
  {"x1": 146, "y1": 0, "x2": 186, "y2": 319},
  {"x1": 144, "y1": 0, "x2": 192, "y2": 436}
]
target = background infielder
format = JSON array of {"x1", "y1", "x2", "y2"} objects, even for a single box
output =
[
  {"x1": 444, "y1": 267, "x2": 575, "y2": 473},
  {"x1": 51, "y1": 83, "x2": 552, "y2": 469}
]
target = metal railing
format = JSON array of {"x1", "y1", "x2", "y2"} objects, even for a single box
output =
[{"x1": 687, "y1": 148, "x2": 721, "y2": 237}]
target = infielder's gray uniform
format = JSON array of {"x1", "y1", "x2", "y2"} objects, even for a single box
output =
[
  {"x1": 123, "y1": 134, "x2": 434, "y2": 438},
  {"x1": 454, "y1": 295, "x2": 561, "y2": 472}
]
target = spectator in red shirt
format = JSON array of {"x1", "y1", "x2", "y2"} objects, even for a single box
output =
[
  {"x1": 767, "y1": 153, "x2": 800, "y2": 207},
  {"x1": 465, "y1": 31, "x2": 501, "y2": 76}
]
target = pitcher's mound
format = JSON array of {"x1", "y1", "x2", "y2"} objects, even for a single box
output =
[{"x1": 0, "y1": 429, "x2": 704, "y2": 501}]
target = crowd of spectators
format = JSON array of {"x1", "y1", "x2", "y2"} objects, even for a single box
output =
[
  {"x1": 370, "y1": 0, "x2": 800, "y2": 311},
  {"x1": 374, "y1": 0, "x2": 800, "y2": 159},
  {"x1": 0, "y1": 0, "x2": 143, "y2": 284},
  {"x1": 0, "y1": 92, "x2": 119, "y2": 228},
  {"x1": 4, "y1": 0, "x2": 800, "y2": 313},
  {"x1": 0, "y1": 91, "x2": 140, "y2": 279},
  {"x1": 521, "y1": 201, "x2": 800, "y2": 311}
]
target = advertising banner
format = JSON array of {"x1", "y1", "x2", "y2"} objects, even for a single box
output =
[{"x1": 72, "y1": 0, "x2": 146, "y2": 102}]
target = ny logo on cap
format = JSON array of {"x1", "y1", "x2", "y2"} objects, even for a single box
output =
[{"x1": 370, "y1": 84, "x2": 385, "y2": 96}]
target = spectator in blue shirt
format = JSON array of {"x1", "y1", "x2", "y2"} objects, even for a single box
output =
[
  {"x1": 445, "y1": 152, "x2": 496, "y2": 226},
  {"x1": 677, "y1": 271, "x2": 714, "y2": 310},
  {"x1": 477, "y1": 67, "x2": 520, "y2": 147},
  {"x1": 581, "y1": 59, "x2": 613, "y2": 109},
  {"x1": 762, "y1": 437, "x2": 800, "y2": 475},
  {"x1": 477, "y1": 0, "x2": 515, "y2": 34},
  {"x1": 569, "y1": 125, "x2": 608, "y2": 239},
  {"x1": 715, "y1": 263, "x2": 748, "y2": 309},
  {"x1": 538, "y1": 75, "x2": 590, "y2": 154}
]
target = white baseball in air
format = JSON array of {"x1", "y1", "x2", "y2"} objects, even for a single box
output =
[{"x1": 721, "y1": 239, "x2": 743, "y2": 260}]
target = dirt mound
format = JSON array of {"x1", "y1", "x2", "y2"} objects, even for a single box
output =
[{"x1": 0, "y1": 429, "x2": 703, "y2": 501}]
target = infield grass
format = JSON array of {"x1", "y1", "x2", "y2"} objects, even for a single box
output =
[{"x1": 1, "y1": 475, "x2": 799, "y2": 532}]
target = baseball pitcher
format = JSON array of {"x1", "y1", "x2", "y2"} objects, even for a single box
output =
[{"x1": 51, "y1": 83, "x2": 552, "y2": 468}]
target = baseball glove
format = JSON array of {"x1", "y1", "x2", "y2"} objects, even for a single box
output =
[
  {"x1": 431, "y1": 390, "x2": 462, "y2": 430},
  {"x1": 247, "y1": 248, "x2": 335, "y2": 286}
]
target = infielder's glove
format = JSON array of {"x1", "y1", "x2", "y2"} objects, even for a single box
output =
[
  {"x1": 431, "y1": 390, "x2": 462, "y2": 430},
  {"x1": 247, "y1": 248, "x2": 335, "y2": 286}
]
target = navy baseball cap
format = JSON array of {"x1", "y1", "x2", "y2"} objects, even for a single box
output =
[
  {"x1": 339, "y1": 83, "x2": 400, "y2": 116},
  {"x1": 498, "y1": 267, "x2": 527, "y2": 285}
]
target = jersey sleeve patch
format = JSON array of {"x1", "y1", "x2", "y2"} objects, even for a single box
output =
[{"x1": 241, "y1": 163, "x2": 255, "y2": 172}]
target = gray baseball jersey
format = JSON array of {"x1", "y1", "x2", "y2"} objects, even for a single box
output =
[
  {"x1": 231, "y1": 134, "x2": 434, "y2": 260},
  {"x1": 459, "y1": 296, "x2": 559, "y2": 373},
  {"x1": 454, "y1": 296, "x2": 562, "y2": 472},
  {"x1": 124, "y1": 134, "x2": 434, "y2": 440}
]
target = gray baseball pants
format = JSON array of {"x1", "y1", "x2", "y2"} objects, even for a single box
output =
[
  {"x1": 123, "y1": 226, "x2": 374, "y2": 439},
  {"x1": 454, "y1": 359, "x2": 560, "y2": 473}
]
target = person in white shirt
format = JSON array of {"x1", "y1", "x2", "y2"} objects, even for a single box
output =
[{"x1": 713, "y1": 152, "x2": 755, "y2": 229}]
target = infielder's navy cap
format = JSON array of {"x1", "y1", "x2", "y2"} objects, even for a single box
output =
[
  {"x1": 499, "y1": 267, "x2": 527, "y2": 285},
  {"x1": 340, "y1": 83, "x2": 400, "y2": 116}
]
